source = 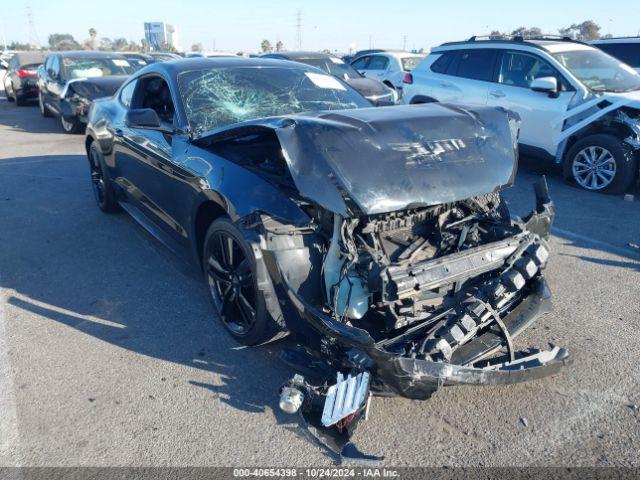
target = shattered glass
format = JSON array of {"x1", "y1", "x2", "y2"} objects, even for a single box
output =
[{"x1": 178, "y1": 66, "x2": 370, "y2": 134}]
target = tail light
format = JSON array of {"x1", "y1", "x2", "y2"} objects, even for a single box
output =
[
  {"x1": 16, "y1": 69, "x2": 37, "y2": 78},
  {"x1": 402, "y1": 73, "x2": 413, "y2": 84}
]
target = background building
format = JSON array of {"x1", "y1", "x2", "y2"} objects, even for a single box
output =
[{"x1": 143, "y1": 22, "x2": 180, "y2": 51}]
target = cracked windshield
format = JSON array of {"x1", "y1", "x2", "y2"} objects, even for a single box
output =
[{"x1": 178, "y1": 66, "x2": 369, "y2": 134}]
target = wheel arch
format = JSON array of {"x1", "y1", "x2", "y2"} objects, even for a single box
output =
[
  {"x1": 192, "y1": 199, "x2": 229, "y2": 269},
  {"x1": 409, "y1": 95, "x2": 438, "y2": 104}
]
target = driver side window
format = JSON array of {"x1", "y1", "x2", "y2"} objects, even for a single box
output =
[
  {"x1": 133, "y1": 75, "x2": 175, "y2": 124},
  {"x1": 498, "y1": 51, "x2": 569, "y2": 90},
  {"x1": 120, "y1": 80, "x2": 137, "y2": 108}
]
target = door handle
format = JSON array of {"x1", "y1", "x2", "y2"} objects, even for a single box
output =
[
  {"x1": 114, "y1": 128, "x2": 124, "y2": 137},
  {"x1": 490, "y1": 90, "x2": 506, "y2": 98}
]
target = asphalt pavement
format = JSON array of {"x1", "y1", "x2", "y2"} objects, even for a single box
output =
[{"x1": 0, "y1": 92, "x2": 639, "y2": 467}]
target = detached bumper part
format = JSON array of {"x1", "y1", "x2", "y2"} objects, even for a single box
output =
[{"x1": 279, "y1": 372, "x2": 383, "y2": 464}]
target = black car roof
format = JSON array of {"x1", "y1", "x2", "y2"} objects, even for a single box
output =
[
  {"x1": 151, "y1": 57, "x2": 316, "y2": 76},
  {"x1": 51, "y1": 50, "x2": 129, "y2": 59},
  {"x1": 263, "y1": 51, "x2": 338, "y2": 60}
]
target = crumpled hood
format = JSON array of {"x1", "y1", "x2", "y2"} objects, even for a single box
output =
[
  {"x1": 196, "y1": 103, "x2": 519, "y2": 217},
  {"x1": 64, "y1": 75, "x2": 129, "y2": 100},
  {"x1": 274, "y1": 104, "x2": 519, "y2": 216},
  {"x1": 344, "y1": 77, "x2": 393, "y2": 100}
]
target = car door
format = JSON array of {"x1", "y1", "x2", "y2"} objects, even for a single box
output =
[
  {"x1": 351, "y1": 55, "x2": 371, "y2": 76},
  {"x1": 360, "y1": 55, "x2": 390, "y2": 82},
  {"x1": 44, "y1": 55, "x2": 64, "y2": 114},
  {"x1": 113, "y1": 74, "x2": 197, "y2": 245},
  {"x1": 486, "y1": 50, "x2": 574, "y2": 156},
  {"x1": 430, "y1": 49, "x2": 496, "y2": 106}
]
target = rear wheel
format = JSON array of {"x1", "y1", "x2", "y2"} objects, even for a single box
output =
[
  {"x1": 563, "y1": 134, "x2": 636, "y2": 194},
  {"x1": 203, "y1": 218, "x2": 279, "y2": 346},
  {"x1": 5, "y1": 85, "x2": 14, "y2": 102},
  {"x1": 88, "y1": 142, "x2": 119, "y2": 213},
  {"x1": 39, "y1": 92, "x2": 52, "y2": 117}
]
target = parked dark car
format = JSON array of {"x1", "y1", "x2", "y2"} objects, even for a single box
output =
[
  {"x1": 37, "y1": 51, "x2": 136, "y2": 133},
  {"x1": 148, "y1": 52, "x2": 182, "y2": 62},
  {"x1": 261, "y1": 51, "x2": 396, "y2": 105},
  {"x1": 118, "y1": 52, "x2": 156, "y2": 70},
  {"x1": 3, "y1": 51, "x2": 47, "y2": 105},
  {"x1": 591, "y1": 37, "x2": 640, "y2": 72},
  {"x1": 342, "y1": 48, "x2": 386, "y2": 64},
  {"x1": 84, "y1": 57, "x2": 567, "y2": 461}
]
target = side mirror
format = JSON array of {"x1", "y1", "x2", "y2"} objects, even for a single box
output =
[
  {"x1": 530, "y1": 76, "x2": 558, "y2": 97},
  {"x1": 125, "y1": 108, "x2": 172, "y2": 133}
]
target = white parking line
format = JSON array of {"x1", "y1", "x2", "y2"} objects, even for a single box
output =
[
  {"x1": 0, "y1": 280, "x2": 21, "y2": 467},
  {"x1": 552, "y1": 227, "x2": 639, "y2": 259}
]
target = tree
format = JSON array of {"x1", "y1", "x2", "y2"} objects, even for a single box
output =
[
  {"x1": 88, "y1": 28, "x2": 97, "y2": 49},
  {"x1": 559, "y1": 20, "x2": 601, "y2": 41},
  {"x1": 140, "y1": 39, "x2": 148, "y2": 53},
  {"x1": 511, "y1": 26, "x2": 543, "y2": 38},
  {"x1": 113, "y1": 38, "x2": 128, "y2": 51},
  {"x1": 48, "y1": 33, "x2": 80, "y2": 51},
  {"x1": 99, "y1": 37, "x2": 114, "y2": 50},
  {"x1": 127, "y1": 40, "x2": 142, "y2": 52},
  {"x1": 275, "y1": 40, "x2": 284, "y2": 52},
  {"x1": 489, "y1": 30, "x2": 504, "y2": 39},
  {"x1": 8, "y1": 41, "x2": 32, "y2": 50},
  {"x1": 191, "y1": 42, "x2": 203, "y2": 52},
  {"x1": 260, "y1": 39, "x2": 272, "y2": 53}
]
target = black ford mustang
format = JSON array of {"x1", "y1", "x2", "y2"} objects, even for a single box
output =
[{"x1": 85, "y1": 57, "x2": 569, "y2": 461}]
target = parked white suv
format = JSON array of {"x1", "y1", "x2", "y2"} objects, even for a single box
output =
[
  {"x1": 351, "y1": 51, "x2": 425, "y2": 94},
  {"x1": 403, "y1": 36, "x2": 640, "y2": 193}
]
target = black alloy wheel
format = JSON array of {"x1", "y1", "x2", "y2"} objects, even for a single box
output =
[
  {"x1": 89, "y1": 143, "x2": 119, "y2": 213},
  {"x1": 203, "y1": 218, "x2": 278, "y2": 345}
]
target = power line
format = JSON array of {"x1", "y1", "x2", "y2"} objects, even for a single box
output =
[
  {"x1": 296, "y1": 9, "x2": 302, "y2": 50},
  {"x1": 26, "y1": 4, "x2": 41, "y2": 48}
]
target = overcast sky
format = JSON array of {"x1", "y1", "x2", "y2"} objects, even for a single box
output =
[{"x1": 2, "y1": 0, "x2": 639, "y2": 53}]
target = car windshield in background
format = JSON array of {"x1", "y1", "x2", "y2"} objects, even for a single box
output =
[
  {"x1": 553, "y1": 49, "x2": 640, "y2": 92},
  {"x1": 401, "y1": 57, "x2": 423, "y2": 71},
  {"x1": 62, "y1": 57, "x2": 136, "y2": 79},
  {"x1": 178, "y1": 66, "x2": 370, "y2": 134},
  {"x1": 298, "y1": 58, "x2": 361, "y2": 80}
]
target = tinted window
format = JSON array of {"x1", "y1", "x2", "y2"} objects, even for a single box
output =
[
  {"x1": 401, "y1": 57, "x2": 423, "y2": 71},
  {"x1": 597, "y1": 43, "x2": 640, "y2": 67},
  {"x1": 455, "y1": 49, "x2": 495, "y2": 81},
  {"x1": 120, "y1": 80, "x2": 137, "y2": 108},
  {"x1": 50, "y1": 56, "x2": 60, "y2": 77},
  {"x1": 430, "y1": 52, "x2": 454, "y2": 74},
  {"x1": 367, "y1": 56, "x2": 389, "y2": 70},
  {"x1": 297, "y1": 58, "x2": 361, "y2": 80},
  {"x1": 178, "y1": 66, "x2": 370, "y2": 134},
  {"x1": 351, "y1": 56, "x2": 370, "y2": 70},
  {"x1": 498, "y1": 52, "x2": 558, "y2": 88}
]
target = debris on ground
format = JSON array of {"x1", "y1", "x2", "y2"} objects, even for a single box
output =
[{"x1": 520, "y1": 417, "x2": 529, "y2": 427}]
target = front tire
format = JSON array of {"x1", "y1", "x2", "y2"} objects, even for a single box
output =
[
  {"x1": 203, "y1": 218, "x2": 279, "y2": 346},
  {"x1": 39, "y1": 92, "x2": 52, "y2": 117},
  {"x1": 563, "y1": 134, "x2": 636, "y2": 194},
  {"x1": 61, "y1": 115, "x2": 83, "y2": 134},
  {"x1": 88, "y1": 142, "x2": 119, "y2": 213}
]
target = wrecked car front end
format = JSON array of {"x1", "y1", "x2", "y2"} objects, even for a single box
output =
[{"x1": 195, "y1": 103, "x2": 569, "y2": 461}]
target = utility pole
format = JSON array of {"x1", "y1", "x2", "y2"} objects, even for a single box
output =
[
  {"x1": 402, "y1": 35, "x2": 407, "y2": 51},
  {"x1": 296, "y1": 10, "x2": 302, "y2": 50},
  {"x1": 369, "y1": 35, "x2": 372, "y2": 49},
  {"x1": 26, "y1": 4, "x2": 41, "y2": 49}
]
